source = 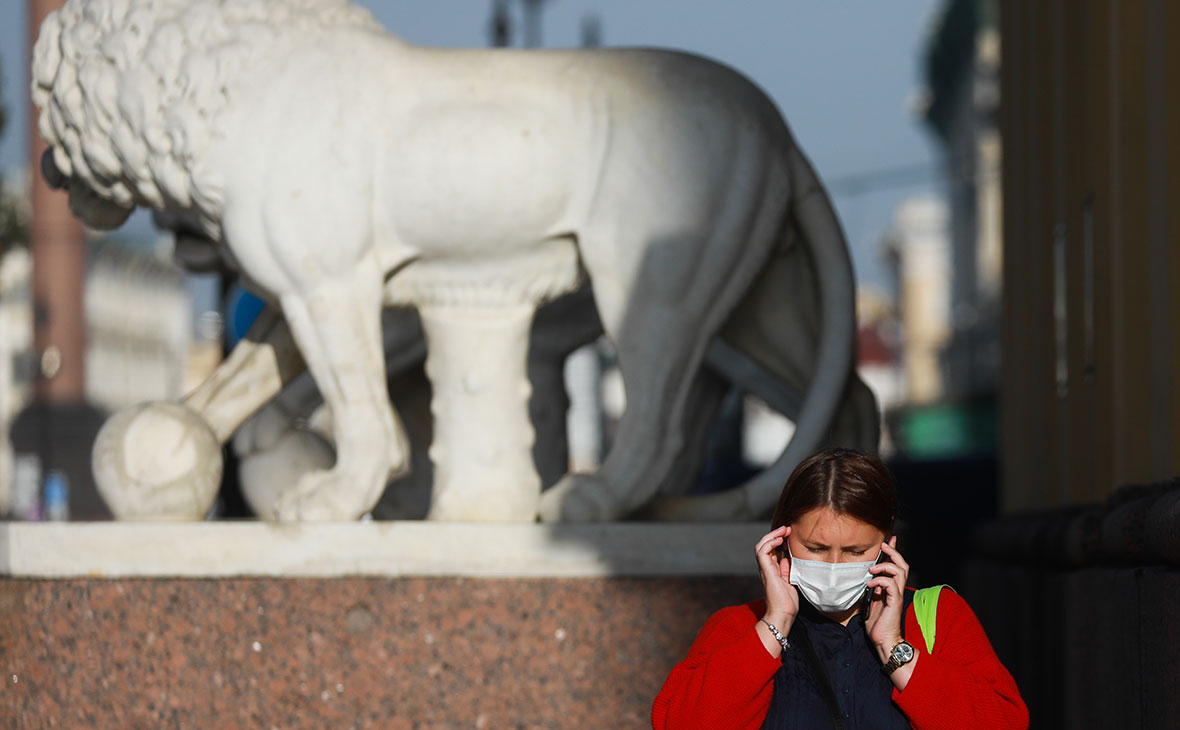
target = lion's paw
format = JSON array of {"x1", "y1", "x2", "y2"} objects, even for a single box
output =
[
  {"x1": 272, "y1": 470, "x2": 374, "y2": 522},
  {"x1": 241, "y1": 429, "x2": 335, "y2": 519}
]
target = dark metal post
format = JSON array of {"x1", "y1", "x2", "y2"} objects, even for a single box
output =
[{"x1": 489, "y1": 0, "x2": 511, "y2": 47}]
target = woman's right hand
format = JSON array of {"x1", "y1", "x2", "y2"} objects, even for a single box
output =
[{"x1": 756, "y1": 525, "x2": 799, "y2": 629}]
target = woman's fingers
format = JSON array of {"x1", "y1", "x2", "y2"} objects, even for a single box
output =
[
  {"x1": 866, "y1": 577, "x2": 901, "y2": 596},
  {"x1": 868, "y1": 576, "x2": 900, "y2": 591},
  {"x1": 867, "y1": 539, "x2": 908, "y2": 648},
  {"x1": 755, "y1": 527, "x2": 793, "y2": 585},
  {"x1": 755, "y1": 527, "x2": 797, "y2": 624},
  {"x1": 868, "y1": 565, "x2": 906, "y2": 603},
  {"x1": 879, "y1": 541, "x2": 910, "y2": 574},
  {"x1": 779, "y1": 544, "x2": 792, "y2": 581},
  {"x1": 755, "y1": 526, "x2": 788, "y2": 554},
  {"x1": 755, "y1": 538, "x2": 784, "y2": 565},
  {"x1": 756, "y1": 537, "x2": 784, "y2": 556},
  {"x1": 868, "y1": 561, "x2": 905, "y2": 579},
  {"x1": 872, "y1": 543, "x2": 910, "y2": 599},
  {"x1": 755, "y1": 528, "x2": 791, "y2": 562}
]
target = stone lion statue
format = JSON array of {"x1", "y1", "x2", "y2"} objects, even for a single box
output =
[{"x1": 33, "y1": 0, "x2": 878, "y2": 522}]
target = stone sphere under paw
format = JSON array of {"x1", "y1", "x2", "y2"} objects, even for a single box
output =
[
  {"x1": 240, "y1": 428, "x2": 336, "y2": 520},
  {"x1": 92, "y1": 401, "x2": 223, "y2": 520}
]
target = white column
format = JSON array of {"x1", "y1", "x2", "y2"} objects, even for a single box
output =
[
  {"x1": 420, "y1": 304, "x2": 540, "y2": 522},
  {"x1": 563, "y1": 343, "x2": 602, "y2": 473}
]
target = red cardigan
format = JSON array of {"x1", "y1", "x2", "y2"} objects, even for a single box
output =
[{"x1": 652, "y1": 589, "x2": 1028, "y2": 730}]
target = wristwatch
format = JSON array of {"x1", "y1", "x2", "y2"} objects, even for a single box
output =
[{"x1": 883, "y1": 640, "x2": 916, "y2": 675}]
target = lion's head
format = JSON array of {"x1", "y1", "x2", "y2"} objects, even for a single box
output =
[{"x1": 32, "y1": 0, "x2": 382, "y2": 233}]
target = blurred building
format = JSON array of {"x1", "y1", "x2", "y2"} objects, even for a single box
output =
[
  {"x1": 84, "y1": 242, "x2": 194, "y2": 412},
  {"x1": 855, "y1": 287, "x2": 901, "y2": 456},
  {"x1": 922, "y1": 0, "x2": 1002, "y2": 400},
  {"x1": 0, "y1": 247, "x2": 33, "y2": 513},
  {"x1": 3, "y1": 234, "x2": 222, "y2": 519},
  {"x1": 881, "y1": 195, "x2": 998, "y2": 460},
  {"x1": 0, "y1": 249, "x2": 33, "y2": 418},
  {"x1": 0, "y1": 163, "x2": 33, "y2": 514},
  {"x1": 883, "y1": 197, "x2": 951, "y2": 405},
  {"x1": 876, "y1": 0, "x2": 1003, "y2": 464}
]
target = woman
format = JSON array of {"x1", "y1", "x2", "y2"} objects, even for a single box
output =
[{"x1": 652, "y1": 449, "x2": 1028, "y2": 730}]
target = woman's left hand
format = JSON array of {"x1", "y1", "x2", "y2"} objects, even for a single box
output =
[{"x1": 865, "y1": 537, "x2": 910, "y2": 663}]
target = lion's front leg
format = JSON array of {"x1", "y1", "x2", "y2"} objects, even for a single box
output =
[
  {"x1": 182, "y1": 306, "x2": 305, "y2": 440},
  {"x1": 271, "y1": 264, "x2": 409, "y2": 521}
]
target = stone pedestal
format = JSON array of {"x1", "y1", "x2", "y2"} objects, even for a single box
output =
[{"x1": 1, "y1": 523, "x2": 764, "y2": 729}]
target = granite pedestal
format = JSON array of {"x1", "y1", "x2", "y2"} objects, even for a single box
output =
[{"x1": 1, "y1": 523, "x2": 764, "y2": 729}]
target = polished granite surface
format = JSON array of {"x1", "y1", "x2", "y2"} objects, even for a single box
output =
[{"x1": 1, "y1": 576, "x2": 760, "y2": 729}]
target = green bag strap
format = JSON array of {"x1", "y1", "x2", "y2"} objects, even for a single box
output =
[{"x1": 910, "y1": 585, "x2": 955, "y2": 654}]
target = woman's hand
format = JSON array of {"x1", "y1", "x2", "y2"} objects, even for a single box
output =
[
  {"x1": 753, "y1": 526, "x2": 799, "y2": 658},
  {"x1": 755, "y1": 526, "x2": 799, "y2": 629},
  {"x1": 865, "y1": 537, "x2": 910, "y2": 662}
]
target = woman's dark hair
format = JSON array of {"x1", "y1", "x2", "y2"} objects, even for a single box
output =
[{"x1": 770, "y1": 448, "x2": 897, "y2": 536}]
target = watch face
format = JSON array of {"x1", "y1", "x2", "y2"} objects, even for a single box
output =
[{"x1": 892, "y1": 642, "x2": 915, "y2": 663}]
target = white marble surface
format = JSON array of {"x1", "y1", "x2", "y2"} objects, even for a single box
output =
[{"x1": 0, "y1": 522, "x2": 765, "y2": 578}]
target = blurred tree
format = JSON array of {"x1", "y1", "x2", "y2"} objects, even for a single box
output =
[{"x1": 0, "y1": 58, "x2": 29, "y2": 254}]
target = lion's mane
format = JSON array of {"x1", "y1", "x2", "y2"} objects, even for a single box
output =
[{"x1": 32, "y1": 0, "x2": 382, "y2": 233}]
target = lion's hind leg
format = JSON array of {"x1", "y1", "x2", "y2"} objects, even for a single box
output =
[{"x1": 539, "y1": 191, "x2": 786, "y2": 522}]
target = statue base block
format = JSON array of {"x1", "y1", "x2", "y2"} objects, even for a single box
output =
[{"x1": 1, "y1": 523, "x2": 763, "y2": 727}]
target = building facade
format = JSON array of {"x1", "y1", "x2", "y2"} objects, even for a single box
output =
[
  {"x1": 999, "y1": 0, "x2": 1179, "y2": 511},
  {"x1": 964, "y1": 2, "x2": 1180, "y2": 727}
]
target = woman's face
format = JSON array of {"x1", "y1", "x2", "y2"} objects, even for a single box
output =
[{"x1": 785, "y1": 507, "x2": 886, "y2": 563}]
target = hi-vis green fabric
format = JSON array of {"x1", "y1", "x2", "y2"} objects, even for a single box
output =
[{"x1": 912, "y1": 585, "x2": 955, "y2": 654}]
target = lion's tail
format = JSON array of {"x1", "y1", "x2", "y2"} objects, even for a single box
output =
[{"x1": 646, "y1": 145, "x2": 859, "y2": 521}]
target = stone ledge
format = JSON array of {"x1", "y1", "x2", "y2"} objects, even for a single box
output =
[
  {"x1": 0, "y1": 521, "x2": 765, "y2": 578},
  {"x1": 971, "y1": 480, "x2": 1180, "y2": 567}
]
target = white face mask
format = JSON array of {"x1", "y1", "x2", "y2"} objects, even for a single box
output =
[{"x1": 788, "y1": 549, "x2": 882, "y2": 613}]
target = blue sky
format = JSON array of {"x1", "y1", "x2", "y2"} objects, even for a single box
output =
[{"x1": 0, "y1": 0, "x2": 945, "y2": 290}]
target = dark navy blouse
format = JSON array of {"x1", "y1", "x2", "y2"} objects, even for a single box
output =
[{"x1": 761, "y1": 602, "x2": 911, "y2": 729}]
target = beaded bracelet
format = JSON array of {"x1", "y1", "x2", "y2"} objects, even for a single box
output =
[{"x1": 759, "y1": 617, "x2": 790, "y2": 652}]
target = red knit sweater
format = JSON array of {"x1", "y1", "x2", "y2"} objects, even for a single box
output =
[{"x1": 652, "y1": 589, "x2": 1028, "y2": 730}]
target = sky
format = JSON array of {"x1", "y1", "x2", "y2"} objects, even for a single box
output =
[{"x1": 0, "y1": 0, "x2": 946, "y2": 290}]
